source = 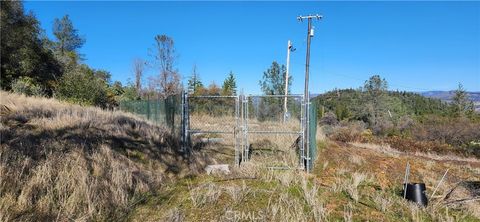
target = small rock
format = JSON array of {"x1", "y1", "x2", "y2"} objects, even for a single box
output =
[{"x1": 205, "y1": 164, "x2": 230, "y2": 175}]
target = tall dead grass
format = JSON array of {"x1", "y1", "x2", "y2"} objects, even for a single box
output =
[{"x1": 0, "y1": 91, "x2": 210, "y2": 221}]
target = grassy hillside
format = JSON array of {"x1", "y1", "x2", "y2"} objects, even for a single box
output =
[
  {"x1": 1, "y1": 92, "x2": 479, "y2": 221},
  {"x1": 128, "y1": 139, "x2": 480, "y2": 221},
  {"x1": 0, "y1": 91, "x2": 214, "y2": 221}
]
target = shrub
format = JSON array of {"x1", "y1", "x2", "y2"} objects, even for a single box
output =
[
  {"x1": 411, "y1": 116, "x2": 480, "y2": 147},
  {"x1": 328, "y1": 121, "x2": 367, "y2": 143},
  {"x1": 55, "y1": 66, "x2": 109, "y2": 107},
  {"x1": 11, "y1": 77, "x2": 45, "y2": 97},
  {"x1": 319, "y1": 111, "x2": 338, "y2": 126},
  {"x1": 383, "y1": 136, "x2": 457, "y2": 155},
  {"x1": 117, "y1": 84, "x2": 138, "y2": 102},
  {"x1": 372, "y1": 116, "x2": 394, "y2": 135},
  {"x1": 467, "y1": 141, "x2": 480, "y2": 157}
]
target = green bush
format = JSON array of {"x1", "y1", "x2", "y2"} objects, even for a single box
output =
[
  {"x1": 54, "y1": 65, "x2": 108, "y2": 107},
  {"x1": 11, "y1": 77, "x2": 45, "y2": 97},
  {"x1": 117, "y1": 84, "x2": 138, "y2": 102}
]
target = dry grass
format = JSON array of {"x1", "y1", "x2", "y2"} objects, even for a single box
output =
[
  {"x1": 164, "y1": 207, "x2": 184, "y2": 222},
  {"x1": 330, "y1": 171, "x2": 368, "y2": 203},
  {"x1": 129, "y1": 135, "x2": 479, "y2": 221},
  {"x1": 224, "y1": 180, "x2": 251, "y2": 203},
  {"x1": 190, "y1": 112, "x2": 303, "y2": 168},
  {"x1": 9, "y1": 92, "x2": 478, "y2": 221},
  {"x1": 300, "y1": 176, "x2": 329, "y2": 221},
  {"x1": 373, "y1": 192, "x2": 392, "y2": 212},
  {"x1": 350, "y1": 153, "x2": 365, "y2": 165},
  {"x1": 350, "y1": 142, "x2": 480, "y2": 163},
  {"x1": 343, "y1": 202, "x2": 353, "y2": 222},
  {"x1": 349, "y1": 142, "x2": 402, "y2": 157},
  {"x1": 267, "y1": 192, "x2": 309, "y2": 221},
  {"x1": 318, "y1": 138, "x2": 480, "y2": 221},
  {"x1": 0, "y1": 91, "x2": 212, "y2": 221},
  {"x1": 188, "y1": 182, "x2": 222, "y2": 208},
  {"x1": 190, "y1": 113, "x2": 301, "y2": 132},
  {"x1": 413, "y1": 151, "x2": 480, "y2": 163}
]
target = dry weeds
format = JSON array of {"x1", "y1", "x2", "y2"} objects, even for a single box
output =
[
  {"x1": 350, "y1": 153, "x2": 365, "y2": 165},
  {"x1": 300, "y1": 176, "x2": 329, "y2": 221},
  {"x1": 164, "y1": 207, "x2": 185, "y2": 222},
  {"x1": 188, "y1": 182, "x2": 222, "y2": 208},
  {"x1": 343, "y1": 202, "x2": 353, "y2": 222},
  {"x1": 373, "y1": 192, "x2": 392, "y2": 212},
  {"x1": 0, "y1": 91, "x2": 211, "y2": 221},
  {"x1": 224, "y1": 180, "x2": 251, "y2": 203},
  {"x1": 267, "y1": 192, "x2": 309, "y2": 221},
  {"x1": 349, "y1": 142, "x2": 402, "y2": 157}
]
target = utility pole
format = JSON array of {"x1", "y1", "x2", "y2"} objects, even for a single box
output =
[
  {"x1": 283, "y1": 40, "x2": 293, "y2": 122},
  {"x1": 298, "y1": 14, "x2": 322, "y2": 172}
]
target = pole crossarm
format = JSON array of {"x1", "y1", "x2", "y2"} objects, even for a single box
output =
[{"x1": 297, "y1": 14, "x2": 323, "y2": 21}]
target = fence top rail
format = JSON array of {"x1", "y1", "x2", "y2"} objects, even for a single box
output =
[
  {"x1": 188, "y1": 95, "x2": 239, "y2": 98},
  {"x1": 188, "y1": 130, "x2": 234, "y2": 134},
  {"x1": 247, "y1": 94, "x2": 304, "y2": 98}
]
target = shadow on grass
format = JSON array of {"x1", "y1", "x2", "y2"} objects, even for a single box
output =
[{"x1": 1, "y1": 112, "x2": 190, "y2": 177}]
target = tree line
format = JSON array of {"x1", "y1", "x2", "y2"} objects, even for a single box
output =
[
  {"x1": 2, "y1": 1, "x2": 297, "y2": 112},
  {"x1": 314, "y1": 75, "x2": 479, "y2": 155},
  {"x1": 314, "y1": 75, "x2": 476, "y2": 130},
  {"x1": 1, "y1": 1, "x2": 185, "y2": 108}
]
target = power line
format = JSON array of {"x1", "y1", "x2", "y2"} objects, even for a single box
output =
[
  {"x1": 319, "y1": 71, "x2": 441, "y2": 92},
  {"x1": 287, "y1": 64, "x2": 442, "y2": 92}
]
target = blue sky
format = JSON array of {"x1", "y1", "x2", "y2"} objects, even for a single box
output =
[{"x1": 25, "y1": 1, "x2": 480, "y2": 94}]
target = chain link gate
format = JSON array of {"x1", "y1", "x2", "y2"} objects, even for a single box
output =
[
  {"x1": 183, "y1": 94, "x2": 241, "y2": 165},
  {"x1": 240, "y1": 95, "x2": 306, "y2": 170},
  {"x1": 184, "y1": 93, "x2": 314, "y2": 170}
]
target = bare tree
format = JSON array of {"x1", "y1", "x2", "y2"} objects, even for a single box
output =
[
  {"x1": 132, "y1": 58, "x2": 145, "y2": 97},
  {"x1": 150, "y1": 34, "x2": 181, "y2": 98}
]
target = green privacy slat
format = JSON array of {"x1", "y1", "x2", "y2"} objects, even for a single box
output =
[
  {"x1": 308, "y1": 100, "x2": 317, "y2": 170},
  {"x1": 118, "y1": 94, "x2": 183, "y2": 136}
]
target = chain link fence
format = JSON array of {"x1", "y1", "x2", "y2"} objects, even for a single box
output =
[
  {"x1": 118, "y1": 94, "x2": 182, "y2": 136},
  {"x1": 118, "y1": 92, "x2": 318, "y2": 171}
]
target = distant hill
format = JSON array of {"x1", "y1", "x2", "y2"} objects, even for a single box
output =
[
  {"x1": 313, "y1": 89, "x2": 451, "y2": 121},
  {"x1": 420, "y1": 91, "x2": 480, "y2": 111}
]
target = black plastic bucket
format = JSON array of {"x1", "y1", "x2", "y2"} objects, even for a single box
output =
[{"x1": 403, "y1": 183, "x2": 428, "y2": 207}]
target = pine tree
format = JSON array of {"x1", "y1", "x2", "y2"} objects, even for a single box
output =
[
  {"x1": 259, "y1": 61, "x2": 291, "y2": 95},
  {"x1": 362, "y1": 75, "x2": 389, "y2": 129},
  {"x1": 187, "y1": 65, "x2": 203, "y2": 94},
  {"x1": 53, "y1": 15, "x2": 85, "y2": 55},
  {"x1": 451, "y1": 83, "x2": 474, "y2": 117},
  {"x1": 222, "y1": 71, "x2": 237, "y2": 96}
]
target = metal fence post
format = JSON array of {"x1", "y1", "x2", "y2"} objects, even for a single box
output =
[
  {"x1": 300, "y1": 94, "x2": 306, "y2": 169},
  {"x1": 244, "y1": 95, "x2": 248, "y2": 162},
  {"x1": 181, "y1": 91, "x2": 190, "y2": 153},
  {"x1": 147, "y1": 97, "x2": 151, "y2": 120},
  {"x1": 235, "y1": 95, "x2": 240, "y2": 166}
]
